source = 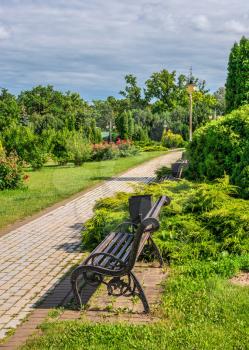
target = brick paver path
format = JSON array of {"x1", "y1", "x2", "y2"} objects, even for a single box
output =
[{"x1": 0, "y1": 150, "x2": 181, "y2": 340}]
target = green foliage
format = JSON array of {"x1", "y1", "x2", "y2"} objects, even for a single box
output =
[
  {"x1": 187, "y1": 104, "x2": 249, "y2": 198},
  {"x1": 135, "y1": 142, "x2": 167, "y2": 152},
  {"x1": 0, "y1": 67, "x2": 218, "y2": 170},
  {"x1": 0, "y1": 89, "x2": 21, "y2": 132},
  {"x1": 214, "y1": 87, "x2": 226, "y2": 115},
  {"x1": 2, "y1": 124, "x2": 47, "y2": 169},
  {"x1": 145, "y1": 70, "x2": 183, "y2": 112},
  {"x1": 117, "y1": 143, "x2": 138, "y2": 157},
  {"x1": 225, "y1": 36, "x2": 249, "y2": 112},
  {"x1": 66, "y1": 133, "x2": 92, "y2": 166},
  {"x1": 51, "y1": 130, "x2": 92, "y2": 166},
  {"x1": 161, "y1": 129, "x2": 185, "y2": 148},
  {"x1": 0, "y1": 151, "x2": 24, "y2": 190},
  {"x1": 155, "y1": 166, "x2": 172, "y2": 180},
  {"x1": 0, "y1": 139, "x2": 4, "y2": 155},
  {"x1": 82, "y1": 192, "x2": 130, "y2": 249},
  {"x1": 162, "y1": 107, "x2": 189, "y2": 139},
  {"x1": 51, "y1": 129, "x2": 72, "y2": 165},
  {"x1": 191, "y1": 90, "x2": 217, "y2": 128},
  {"x1": 22, "y1": 307, "x2": 249, "y2": 350},
  {"x1": 82, "y1": 177, "x2": 249, "y2": 263},
  {"x1": 115, "y1": 110, "x2": 134, "y2": 140},
  {"x1": 119, "y1": 74, "x2": 145, "y2": 110},
  {"x1": 92, "y1": 142, "x2": 138, "y2": 161},
  {"x1": 92, "y1": 144, "x2": 119, "y2": 161}
]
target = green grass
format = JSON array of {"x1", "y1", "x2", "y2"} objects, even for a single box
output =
[
  {"x1": 22, "y1": 271, "x2": 249, "y2": 350},
  {"x1": 0, "y1": 151, "x2": 165, "y2": 230}
]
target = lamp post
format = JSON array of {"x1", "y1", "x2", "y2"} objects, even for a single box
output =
[
  {"x1": 163, "y1": 122, "x2": 167, "y2": 133},
  {"x1": 186, "y1": 69, "x2": 196, "y2": 142}
]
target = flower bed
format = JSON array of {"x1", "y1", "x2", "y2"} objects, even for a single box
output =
[{"x1": 92, "y1": 140, "x2": 138, "y2": 161}]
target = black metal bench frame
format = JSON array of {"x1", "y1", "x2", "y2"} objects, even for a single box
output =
[{"x1": 71, "y1": 195, "x2": 170, "y2": 313}]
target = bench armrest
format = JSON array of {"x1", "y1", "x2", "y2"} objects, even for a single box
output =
[{"x1": 115, "y1": 221, "x2": 136, "y2": 233}]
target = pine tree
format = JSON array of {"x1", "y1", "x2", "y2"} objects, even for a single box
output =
[
  {"x1": 236, "y1": 36, "x2": 249, "y2": 108},
  {"x1": 225, "y1": 37, "x2": 249, "y2": 112},
  {"x1": 225, "y1": 42, "x2": 239, "y2": 112}
]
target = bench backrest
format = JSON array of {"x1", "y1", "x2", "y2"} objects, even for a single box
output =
[
  {"x1": 127, "y1": 195, "x2": 171, "y2": 270},
  {"x1": 171, "y1": 160, "x2": 188, "y2": 179},
  {"x1": 128, "y1": 195, "x2": 153, "y2": 225}
]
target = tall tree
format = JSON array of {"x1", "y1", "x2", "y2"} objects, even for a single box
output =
[
  {"x1": 145, "y1": 70, "x2": 179, "y2": 112},
  {"x1": 119, "y1": 74, "x2": 145, "y2": 109},
  {"x1": 225, "y1": 37, "x2": 249, "y2": 112},
  {"x1": 0, "y1": 89, "x2": 20, "y2": 131}
]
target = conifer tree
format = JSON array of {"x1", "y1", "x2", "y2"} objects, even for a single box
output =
[{"x1": 225, "y1": 36, "x2": 249, "y2": 112}]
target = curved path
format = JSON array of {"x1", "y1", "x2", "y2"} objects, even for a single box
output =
[{"x1": 0, "y1": 150, "x2": 181, "y2": 340}]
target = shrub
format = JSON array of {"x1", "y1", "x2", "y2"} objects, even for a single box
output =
[
  {"x1": 52, "y1": 130, "x2": 92, "y2": 166},
  {"x1": 161, "y1": 130, "x2": 185, "y2": 148},
  {"x1": 66, "y1": 133, "x2": 92, "y2": 166},
  {"x1": 82, "y1": 177, "x2": 249, "y2": 264},
  {"x1": 155, "y1": 166, "x2": 172, "y2": 180},
  {"x1": 134, "y1": 140, "x2": 168, "y2": 152},
  {"x1": 141, "y1": 145, "x2": 167, "y2": 152},
  {"x1": 118, "y1": 143, "x2": 138, "y2": 157},
  {"x1": 0, "y1": 151, "x2": 24, "y2": 190},
  {"x1": 52, "y1": 129, "x2": 72, "y2": 165},
  {"x1": 187, "y1": 105, "x2": 249, "y2": 198},
  {"x1": 2, "y1": 124, "x2": 47, "y2": 169},
  {"x1": 92, "y1": 141, "x2": 139, "y2": 161},
  {"x1": 92, "y1": 143, "x2": 119, "y2": 161}
]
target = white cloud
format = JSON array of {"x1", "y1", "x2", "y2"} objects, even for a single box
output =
[
  {"x1": 0, "y1": 25, "x2": 9, "y2": 40},
  {"x1": 192, "y1": 15, "x2": 210, "y2": 31},
  {"x1": 224, "y1": 20, "x2": 249, "y2": 34}
]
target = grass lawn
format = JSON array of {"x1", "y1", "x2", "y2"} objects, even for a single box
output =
[
  {"x1": 21, "y1": 276, "x2": 249, "y2": 350},
  {"x1": 0, "y1": 151, "x2": 165, "y2": 230}
]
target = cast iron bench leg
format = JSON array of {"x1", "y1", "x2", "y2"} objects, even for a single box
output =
[
  {"x1": 71, "y1": 267, "x2": 83, "y2": 307},
  {"x1": 149, "y1": 236, "x2": 163, "y2": 267},
  {"x1": 130, "y1": 271, "x2": 150, "y2": 313},
  {"x1": 71, "y1": 266, "x2": 102, "y2": 308}
]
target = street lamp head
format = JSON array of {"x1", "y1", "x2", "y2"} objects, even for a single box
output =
[
  {"x1": 186, "y1": 66, "x2": 196, "y2": 94},
  {"x1": 186, "y1": 83, "x2": 196, "y2": 94}
]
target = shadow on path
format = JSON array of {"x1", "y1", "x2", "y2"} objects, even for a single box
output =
[{"x1": 91, "y1": 176, "x2": 155, "y2": 182}]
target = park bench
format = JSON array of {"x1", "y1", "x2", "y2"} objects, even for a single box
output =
[
  {"x1": 71, "y1": 194, "x2": 170, "y2": 313},
  {"x1": 171, "y1": 159, "x2": 188, "y2": 178},
  {"x1": 159, "y1": 159, "x2": 188, "y2": 182}
]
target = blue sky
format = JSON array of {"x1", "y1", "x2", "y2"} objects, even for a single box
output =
[{"x1": 0, "y1": 0, "x2": 248, "y2": 100}]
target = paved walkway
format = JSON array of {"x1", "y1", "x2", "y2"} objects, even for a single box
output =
[{"x1": 0, "y1": 150, "x2": 181, "y2": 340}]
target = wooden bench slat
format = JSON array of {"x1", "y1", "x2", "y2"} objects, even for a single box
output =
[
  {"x1": 107, "y1": 234, "x2": 134, "y2": 265},
  {"x1": 100, "y1": 233, "x2": 132, "y2": 267},
  {"x1": 90, "y1": 231, "x2": 124, "y2": 266},
  {"x1": 89, "y1": 231, "x2": 116, "y2": 257}
]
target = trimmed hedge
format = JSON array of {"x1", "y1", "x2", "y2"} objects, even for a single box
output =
[{"x1": 187, "y1": 105, "x2": 249, "y2": 198}]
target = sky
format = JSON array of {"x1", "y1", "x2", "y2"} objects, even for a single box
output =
[{"x1": 0, "y1": 0, "x2": 248, "y2": 100}]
